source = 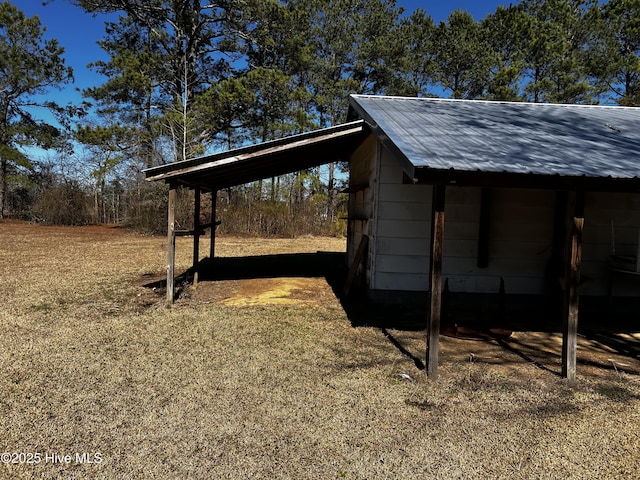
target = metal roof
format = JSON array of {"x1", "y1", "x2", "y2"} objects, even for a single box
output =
[
  {"x1": 348, "y1": 95, "x2": 640, "y2": 184},
  {"x1": 144, "y1": 120, "x2": 366, "y2": 190},
  {"x1": 146, "y1": 95, "x2": 640, "y2": 192}
]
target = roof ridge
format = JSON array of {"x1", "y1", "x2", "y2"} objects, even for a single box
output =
[{"x1": 349, "y1": 94, "x2": 637, "y2": 110}]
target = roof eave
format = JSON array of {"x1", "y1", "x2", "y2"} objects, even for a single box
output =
[
  {"x1": 144, "y1": 120, "x2": 366, "y2": 188},
  {"x1": 412, "y1": 166, "x2": 640, "y2": 192}
]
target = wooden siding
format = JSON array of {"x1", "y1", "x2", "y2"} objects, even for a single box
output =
[
  {"x1": 371, "y1": 145, "x2": 430, "y2": 291},
  {"x1": 371, "y1": 145, "x2": 560, "y2": 294},
  {"x1": 359, "y1": 143, "x2": 640, "y2": 297},
  {"x1": 347, "y1": 135, "x2": 377, "y2": 283}
]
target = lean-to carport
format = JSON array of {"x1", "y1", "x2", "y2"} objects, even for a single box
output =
[{"x1": 144, "y1": 120, "x2": 367, "y2": 304}]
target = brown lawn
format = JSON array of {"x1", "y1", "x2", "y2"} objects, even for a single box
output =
[{"x1": 0, "y1": 220, "x2": 639, "y2": 479}]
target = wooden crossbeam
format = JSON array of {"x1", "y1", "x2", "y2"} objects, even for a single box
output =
[
  {"x1": 175, "y1": 229, "x2": 206, "y2": 237},
  {"x1": 199, "y1": 220, "x2": 222, "y2": 230}
]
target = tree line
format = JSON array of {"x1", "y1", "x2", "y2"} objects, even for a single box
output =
[{"x1": 1, "y1": 0, "x2": 639, "y2": 235}]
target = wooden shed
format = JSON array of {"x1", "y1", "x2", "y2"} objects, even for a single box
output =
[{"x1": 145, "y1": 95, "x2": 640, "y2": 381}]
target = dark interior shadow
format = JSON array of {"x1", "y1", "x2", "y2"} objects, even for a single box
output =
[
  {"x1": 203, "y1": 252, "x2": 347, "y2": 281},
  {"x1": 142, "y1": 252, "x2": 346, "y2": 297}
]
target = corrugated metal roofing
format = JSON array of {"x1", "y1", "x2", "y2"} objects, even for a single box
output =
[
  {"x1": 348, "y1": 95, "x2": 640, "y2": 180},
  {"x1": 144, "y1": 120, "x2": 366, "y2": 189}
]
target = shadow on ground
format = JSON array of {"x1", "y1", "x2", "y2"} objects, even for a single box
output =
[{"x1": 142, "y1": 252, "x2": 640, "y2": 376}]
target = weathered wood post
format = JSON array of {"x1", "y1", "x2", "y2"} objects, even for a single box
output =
[
  {"x1": 427, "y1": 184, "x2": 446, "y2": 380},
  {"x1": 193, "y1": 187, "x2": 201, "y2": 287},
  {"x1": 562, "y1": 190, "x2": 584, "y2": 381},
  {"x1": 210, "y1": 190, "x2": 217, "y2": 266},
  {"x1": 167, "y1": 184, "x2": 177, "y2": 304}
]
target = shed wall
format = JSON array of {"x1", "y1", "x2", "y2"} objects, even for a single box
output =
[
  {"x1": 347, "y1": 135, "x2": 377, "y2": 284},
  {"x1": 349, "y1": 138, "x2": 640, "y2": 298},
  {"x1": 367, "y1": 143, "x2": 640, "y2": 297},
  {"x1": 372, "y1": 145, "x2": 430, "y2": 292}
]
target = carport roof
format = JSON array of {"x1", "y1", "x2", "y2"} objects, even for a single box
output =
[{"x1": 144, "y1": 120, "x2": 366, "y2": 190}]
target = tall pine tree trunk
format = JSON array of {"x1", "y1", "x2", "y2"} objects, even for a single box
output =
[
  {"x1": 0, "y1": 159, "x2": 6, "y2": 219},
  {"x1": 327, "y1": 162, "x2": 335, "y2": 222}
]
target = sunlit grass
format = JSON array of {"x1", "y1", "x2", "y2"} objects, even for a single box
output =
[{"x1": 1, "y1": 221, "x2": 638, "y2": 479}]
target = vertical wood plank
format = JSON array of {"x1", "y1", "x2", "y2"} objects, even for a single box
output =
[
  {"x1": 192, "y1": 187, "x2": 201, "y2": 287},
  {"x1": 193, "y1": 188, "x2": 201, "y2": 268},
  {"x1": 427, "y1": 184, "x2": 446, "y2": 380},
  {"x1": 477, "y1": 188, "x2": 492, "y2": 268},
  {"x1": 562, "y1": 190, "x2": 584, "y2": 381},
  {"x1": 167, "y1": 185, "x2": 177, "y2": 304},
  {"x1": 343, "y1": 234, "x2": 369, "y2": 297},
  {"x1": 210, "y1": 190, "x2": 217, "y2": 263}
]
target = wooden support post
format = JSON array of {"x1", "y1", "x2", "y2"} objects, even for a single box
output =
[
  {"x1": 427, "y1": 184, "x2": 446, "y2": 380},
  {"x1": 192, "y1": 187, "x2": 201, "y2": 287},
  {"x1": 167, "y1": 185, "x2": 177, "y2": 304},
  {"x1": 209, "y1": 190, "x2": 217, "y2": 266},
  {"x1": 562, "y1": 190, "x2": 584, "y2": 381}
]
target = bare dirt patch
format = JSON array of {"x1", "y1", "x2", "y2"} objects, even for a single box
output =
[{"x1": 214, "y1": 277, "x2": 335, "y2": 306}]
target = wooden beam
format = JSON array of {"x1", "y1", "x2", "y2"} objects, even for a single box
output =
[
  {"x1": 167, "y1": 186, "x2": 177, "y2": 304},
  {"x1": 193, "y1": 187, "x2": 201, "y2": 268},
  {"x1": 144, "y1": 122, "x2": 365, "y2": 182},
  {"x1": 477, "y1": 188, "x2": 492, "y2": 268},
  {"x1": 176, "y1": 229, "x2": 206, "y2": 237},
  {"x1": 561, "y1": 190, "x2": 585, "y2": 381},
  {"x1": 412, "y1": 168, "x2": 640, "y2": 193},
  {"x1": 427, "y1": 184, "x2": 446, "y2": 380},
  {"x1": 193, "y1": 187, "x2": 201, "y2": 287},
  {"x1": 199, "y1": 221, "x2": 221, "y2": 230},
  {"x1": 210, "y1": 190, "x2": 217, "y2": 263}
]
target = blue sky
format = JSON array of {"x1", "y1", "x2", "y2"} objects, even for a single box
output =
[
  {"x1": 10, "y1": 0, "x2": 507, "y2": 162},
  {"x1": 13, "y1": 0, "x2": 507, "y2": 109}
]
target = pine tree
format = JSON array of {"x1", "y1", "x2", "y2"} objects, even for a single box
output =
[
  {"x1": 519, "y1": 0, "x2": 597, "y2": 104},
  {"x1": 587, "y1": 0, "x2": 640, "y2": 106},
  {"x1": 74, "y1": 0, "x2": 253, "y2": 161},
  {"x1": 432, "y1": 10, "x2": 498, "y2": 99},
  {"x1": 0, "y1": 2, "x2": 74, "y2": 218}
]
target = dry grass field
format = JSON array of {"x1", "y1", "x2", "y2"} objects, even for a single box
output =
[{"x1": 1, "y1": 220, "x2": 639, "y2": 479}]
